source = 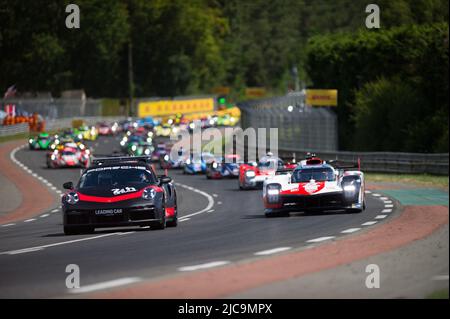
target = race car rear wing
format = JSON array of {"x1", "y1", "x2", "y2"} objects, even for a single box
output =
[
  {"x1": 275, "y1": 167, "x2": 295, "y2": 175},
  {"x1": 91, "y1": 155, "x2": 151, "y2": 166},
  {"x1": 328, "y1": 158, "x2": 361, "y2": 171}
]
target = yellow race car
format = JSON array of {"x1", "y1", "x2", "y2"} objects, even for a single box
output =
[{"x1": 77, "y1": 125, "x2": 98, "y2": 141}]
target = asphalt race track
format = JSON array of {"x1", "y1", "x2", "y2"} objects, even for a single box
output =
[{"x1": 0, "y1": 135, "x2": 391, "y2": 298}]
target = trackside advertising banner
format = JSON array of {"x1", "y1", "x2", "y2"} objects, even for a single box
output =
[
  {"x1": 138, "y1": 98, "x2": 215, "y2": 117},
  {"x1": 306, "y1": 89, "x2": 338, "y2": 106}
]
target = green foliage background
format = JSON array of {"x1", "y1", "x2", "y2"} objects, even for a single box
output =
[{"x1": 0, "y1": 0, "x2": 448, "y2": 151}]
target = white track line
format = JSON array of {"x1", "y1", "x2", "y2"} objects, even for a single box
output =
[
  {"x1": 341, "y1": 228, "x2": 361, "y2": 234},
  {"x1": 1, "y1": 223, "x2": 16, "y2": 227},
  {"x1": 68, "y1": 277, "x2": 142, "y2": 294},
  {"x1": 174, "y1": 183, "x2": 214, "y2": 219},
  {"x1": 0, "y1": 233, "x2": 119, "y2": 255},
  {"x1": 179, "y1": 218, "x2": 190, "y2": 222},
  {"x1": 254, "y1": 247, "x2": 291, "y2": 256},
  {"x1": 40, "y1": 214, "x2": 50, "y2": 218},
  {"x1": 381, "y1": 209, "x2": 392, "y2": 213},
  {"x1": 306, "y1": 236, "x2": 335, "y2": 243},
  {"x1": 361, "y1": 221, "x2": 378, "y2": 226},
  {"x1": 375, "y1": 214, "x2": 387, "y2": 219},
  {"x1": 178, "y1": 261, "x2": 230, "y2": 272},
  {"x1": 24, "y1": 219, "x2": 36, "y2": 223},
  {"x1": 372, "y1": 193, "x2": 381, "y2": 197},
  {"x1": 384, "y1": 204, "x2": 394, "y2": 208},
  {"x1": 432, "y1": 275, "x2": 449, "y2": 281}
]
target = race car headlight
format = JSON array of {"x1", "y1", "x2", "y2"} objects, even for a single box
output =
[
  {"x1": 51, "y1": 154, "x2": 56, "y2": 160},
  {"x1": 245, "y1": 170, "x2": 256, "y2": 178},
  {"x1": 66, "y1": 192, "x2": 79, "y2": 204},
  {"x1": 144, "y1": 149, "x2": 151, "y2": 155},
  {"x1": 164, "y1": 154, "x2": 169, "y2": 161},
  {"x1": 29, "y1": 138, "x2": 33, "y2": 144},
  {"x1": 131, "y1": 145, "x2": 137, "y2": 151},
  {"x1": 343, "y1": 184, "x2": 356, "y2": 192},
  {"x1": 51, "y1": 144, "x2": 56, "y2": 150},
  {"x1": 79, "y1": 144, "x2": 85, "y2": 150},
  {"x1": 212, "y1": 162, "x2": 218, "y2": 169},
  {"x1": 120, "y1": 140, "x2": 126, "y2": 146},
  {"x1": 142, "y1": 188, "x2": 156, "y2": 200},
  {"x1": 148, "y1": 132, "x2": 154, "y2": 137},
  {"x1": 267, "y1": 188, "x2": 280, "y2": 196},
  {"x1": 186, "y1": 159, "x2": 191, "y2": 165},
  {"x1": 78, "y1": 134, "x2": 83, "y2": 139},
  {"x1": 85, "y1": 149, "x2": 90, "y2": 155},
  {"x1": 266, "y1": 184, "x2": 281, "y2": 203},
  {"x1": 54, "y1": 139, "x2": 60, "y2": 145},
  {"x1": 126, "y1": 131, "x2": 131, "y2": 136},
  {"x1": 146, "y1": 137, "x2": 152, "y2": 143}
]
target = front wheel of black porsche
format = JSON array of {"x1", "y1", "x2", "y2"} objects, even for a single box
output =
[
  {"x1": 64, "y1": 226, "x2": 94, "y2": 235},
  {"x1": 151, "y1": 213, "x2": 166, "y2": 230}
]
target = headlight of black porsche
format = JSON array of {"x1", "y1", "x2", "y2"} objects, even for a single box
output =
[
  {"x1": 142, "y1": 188, "x2": 157, "y2": 200},
  {"x1": 66, "y1": 192, "x2": 79, "y2": 204}
]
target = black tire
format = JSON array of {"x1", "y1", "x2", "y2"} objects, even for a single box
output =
[
  {"x1": 151, "y1": 214, "x2": 166, "y2": 230},
  {"x1": 64, "y1": 226, "x2": 94, "y2": 235},
  {"x1": 265, "y1": 211, "x2": 289, "y2": 218},
  {"x1": 346, "y1": 208, "x2": 363, "y2": 214},
  {"x1": 166, "y1": 217, "x2": 178, "y2": 227}
]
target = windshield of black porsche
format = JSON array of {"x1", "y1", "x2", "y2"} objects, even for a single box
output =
[
  {"x1": 292, "y1": 168, "x2": 335, "y2": 183},
  {"x1": 78, "y1": 166, "x2": 157, "y2": 189}
]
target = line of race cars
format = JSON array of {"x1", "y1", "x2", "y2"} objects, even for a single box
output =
[{"x1": 27, "y1": 117, "x2": 366, "y2": 235}]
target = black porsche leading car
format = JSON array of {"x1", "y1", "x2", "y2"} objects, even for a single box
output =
[{"x1": 61, "y1": 156, "x2": 178, "y2": 235}]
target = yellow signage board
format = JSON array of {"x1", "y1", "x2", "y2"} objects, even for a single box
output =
[
  {"x1": 306, "y1": 89, "x2": 338, "y2": 106},
  {"x1": 211, "y1": 86, "x2": 230, "y2": 95},
  {"x1": 245, "y1": 87, "x2": 267, "y2": 98},
  {"x1": 138, "y1": 98, "x2": 215, "y2": 117}
]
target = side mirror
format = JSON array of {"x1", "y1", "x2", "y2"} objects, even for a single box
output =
[
  {"x1": 63, "y1": 182, "x2": 73, "y2": 190},
  {"x1": 159, "y1": 176, "x2": 172, "y2": 184}
]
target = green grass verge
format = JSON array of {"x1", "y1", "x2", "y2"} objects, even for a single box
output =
[
  {"x1": 0, "y1": 129, "x2": 65, "y2": 144},
  {"x1": 0, "y1": 132, "x2": 29, "y2": 144},
  {"x1": 426, "y1": 288, "x2": 449, "y2": 299},
  {"x1": 365, "y1": 172, "x2": 449, "y2": 189}
]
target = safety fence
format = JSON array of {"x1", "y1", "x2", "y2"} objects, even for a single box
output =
[
  {"x1": 238, "y1": 93, "x2": 338, "y2": 152},
  {"x1": 0, "y1": 123, "x2": 29, "y2": 137},
  {"x1": 1, "y1": 98, "x2": 104, "y2": 119},
  {"x1": 0, "y1": 116, "x2": 127, "y2": 137},
  {"x1": 277, "y1": 149, "x2": 449, "y2": 175}
]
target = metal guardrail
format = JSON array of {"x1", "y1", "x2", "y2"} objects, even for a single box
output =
[
  {"x1": 0, "y1": 123, "x2": 29, "y2": 137},
  {"x1": 0, "y1": 116, "x2": 127, "y2": 137},
  {"x1": 278, "y1": 148, "x2": 449, "y2": 175}
]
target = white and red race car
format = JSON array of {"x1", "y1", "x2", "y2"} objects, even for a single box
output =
[
  {"x1": 262, "y1": 155, "x2": 365, "y2": 217},
  {"x1": 47, "y1": 143, "x2": 91, "y2": 168},
  {"x1": 238, "y1": 153, "x2": 297, "y2": 190}
]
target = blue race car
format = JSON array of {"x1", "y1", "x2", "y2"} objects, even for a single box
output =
[
  {"x1": 183, "y1": 152, "x2": 216, "y2": 175},
  {"x1": 206, "y1": 154, "x2": 242, "y2": 179}
]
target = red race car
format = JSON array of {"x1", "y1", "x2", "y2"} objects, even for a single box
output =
[
  {"x1": 238, "y1": 153, "x2": 296, "y2": 190},
  {"x1": 47, "y1": 143, "x2": 91, "y2": 168},
  {"x1": 97, "y1": 122, "x2": 113, "y2": 136}
]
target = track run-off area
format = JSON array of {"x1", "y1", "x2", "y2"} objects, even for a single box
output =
[{"x1": 0, "y1": 135, "x2": 447, "y2": 298}]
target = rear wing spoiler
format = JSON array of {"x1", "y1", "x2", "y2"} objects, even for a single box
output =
[
  {"x1": 275, "y1": 167, "x2": 295, "y2": 175},
  {"x1": 328, "y1": 158, "x2": 361, "y2": 171},
  {"x1": 91, "y1": 155, "x2": 151, "y2": 166}
]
